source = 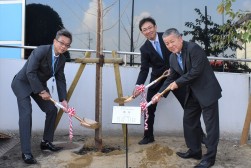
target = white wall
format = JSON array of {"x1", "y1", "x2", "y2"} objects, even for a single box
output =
[{"x1": 0, "y1": 58, "x2": 250, "y2": 139}]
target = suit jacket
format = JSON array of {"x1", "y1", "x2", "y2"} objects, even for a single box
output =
[
  {"x1": 136, "y1": 32, "x2": 171, "y2": 90},
  {"x1": 160, "y1": 41, "x2": 222, "y2": 107},
  {"x1": 11, "y1": 45, "x2": 67, "y2": 101}
]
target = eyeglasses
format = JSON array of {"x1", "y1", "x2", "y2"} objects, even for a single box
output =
[
  {"x1": 56, "y1": 39, "x2": 71, "y2": 48},
  {"x1": 142, "y1": 25, "x2": 154, "y2": 33}
]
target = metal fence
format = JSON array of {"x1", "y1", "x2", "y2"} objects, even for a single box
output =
[{"x1": 1, "y1": 45, "x2": 251, "y2": 71}]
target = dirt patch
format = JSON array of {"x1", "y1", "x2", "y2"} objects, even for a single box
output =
[
  {"x1": 77, "y1": 145, "x2": 122, "y2": 155},
  {"x1": 1, "y1": 131, "x2": 251, "y2": 168}
]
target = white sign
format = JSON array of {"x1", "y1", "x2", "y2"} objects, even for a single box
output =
[{"x1": 112, "y1": 106, "x2": 141, "y2": 124}]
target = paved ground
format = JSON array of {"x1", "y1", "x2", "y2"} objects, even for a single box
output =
[
  {"x1": 1, "y1": 131, "x2": 251, "y2": 168},
  {"x1": 0, "y1": 132, "x2": 19, "y2": 158}
]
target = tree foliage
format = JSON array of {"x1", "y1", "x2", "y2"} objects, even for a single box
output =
[
  {"x1": 184, "y1": 7, "x2": 250, "y2": 73},
  {"x1": 216, "y1": 0, "x2": 251, "y2": 44},
  {"x1": 25, "y1": 3, "x2": 70, "y2": 61},
  {"x1": 183, "y1": 8, "x2": 240, "y2": 57}
]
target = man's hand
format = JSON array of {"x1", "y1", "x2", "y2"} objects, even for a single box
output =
[
  {"x1": 132, "y1": 85, "x2": 141, "y2": 98},
  {"x1": 170, "y1": 81, "x2": 178, "y2": 90},
  {"x1": 39, "y1": 90, "x2": 51, "y2": 100},
  {"x1": 151, "y1": 93, "x2": 161, "y2": 104},
  {"x1": 61, "y1": 100, "x2": 68, "y2": 111}
]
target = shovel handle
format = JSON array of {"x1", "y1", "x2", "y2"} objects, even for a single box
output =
[
  {"x1": 145, "y1": 70, "x2": 170, "y2": 89},
  {"x1": 50, "y1": 98, "x2": 66, "y2": 110},
  {"x1": 49, "y1": 98, "x2": 98, "y2": 129},
  {"x1": 146, "y1": 85, "x2": 172, "y2": 108},
  {"x1": 50, "y1": 98, "x2": 81, "y2": 121},
  {"x1": 159, "y1": 85, "x2": 172, "y2": 97}
]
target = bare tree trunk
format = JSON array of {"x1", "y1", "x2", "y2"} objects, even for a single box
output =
[{"x1": 95, "y1": 0, "x2": 103, "y2": 150}]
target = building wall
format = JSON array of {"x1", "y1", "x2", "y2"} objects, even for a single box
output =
[
  {"x1": 0, "y1": 58, "x2": 250, "y2": 139},
  {"x1": 236, "y1": 42, "x2": 251, "y2": 68}
]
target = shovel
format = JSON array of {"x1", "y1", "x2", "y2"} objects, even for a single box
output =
[
  {"x1": 50, "y1": 98, "x2": 100, "y2": 129},
  {"x1": 145, "y1": 85, "x2": 172, "y2": 108},
  {"x1": 114, "y1": 70, "x2": 170, "y2": 104}
]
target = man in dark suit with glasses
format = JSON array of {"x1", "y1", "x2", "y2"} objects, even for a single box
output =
[{"x1": 11, "y1": 28, "x2": 72, "y2": 164}]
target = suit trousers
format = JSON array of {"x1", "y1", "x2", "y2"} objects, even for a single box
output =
[
  {"x1": 17, "y1": 93, "x2": 57, "y2": 154},
  {"x1": 183, "y1": 93, "x2": 219, "y2": 160},
  {"x1": 144, "y1": 85, "x2": 186, "y2": 137}
]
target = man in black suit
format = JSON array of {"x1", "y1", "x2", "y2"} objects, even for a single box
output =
[
  {"x1": 11, "y1": 29, "x2": 72, "y2": 164},
  {"x1": 152, "y1": 28, "x2": 222, "y2": 168},
  {"x1": 133, "y1": 17, "x2": 188, "y2": 145}
]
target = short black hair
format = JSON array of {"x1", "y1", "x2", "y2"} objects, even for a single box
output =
[
  {"x1": 55, "y1": 28, "x2": 72, "y2": 43},
  {"x1": 139, "y1": 17, "x2": 156, "y2": 31}
]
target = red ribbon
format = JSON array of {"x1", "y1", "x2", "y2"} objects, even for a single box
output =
[
  {"x1": 137, "y1": 84, "x2": 149, "y2": 130},
  {"x1": 140, "y1": 101, "x2": 147, "y2": 111},
  {"x1": 67, "y1": 107, "x2": 76, "y2": 142},
  {"x1": 67, "y1": 107, "x2": 76, "y2": 116},
  {"x1": 136, "y1": 84, "x2": 145, "y2": 93},
  {"x1": 140, "y1": 101, "x2": 148, "y2": 130}
]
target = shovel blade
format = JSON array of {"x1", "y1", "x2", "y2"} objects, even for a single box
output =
[
  {"x1": 114, "y1": 96, "x2": 130, "y2": 104},
  {"x1": 80, "y1": 118, "x2": 100, "y2": 129}
]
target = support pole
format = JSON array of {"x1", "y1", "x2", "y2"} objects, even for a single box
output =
[
  {"x1": 240, "y1": 95, "x2": 251, "y2": 145},
  {"x1": 95, "y1": 0, "x2": 103, "y2": 150},
  {"x1": 54, "y1": 52, "x2": 91, "y2": 130},
  {"x1": 112, "y1": 51, "x2": 128, "y2": 145}
]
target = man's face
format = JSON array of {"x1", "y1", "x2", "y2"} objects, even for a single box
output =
[
  {"x1": 163, "y1": 33, "x2": 183, "y2": 54},
  {"x1": 53, "y1": 36, "x2": 71, "y2": 55},
  {"x1": 141, "y1": 21, "x2": 157, "y2": 41}
]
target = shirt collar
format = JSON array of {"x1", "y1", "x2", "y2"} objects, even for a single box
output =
[
  {"x1": 52, "y1": 45, "x2": 59, "y2": 57},
  {"x1": 176, "y1": 51, "x2": 182, "y2": 56},
  {"x1": 149, "y1": 33, "x2": 160, "y2": 47}
]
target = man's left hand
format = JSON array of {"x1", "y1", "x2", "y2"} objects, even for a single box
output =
[
  {"x1": 170, "y1": 81, "x2": 178, "y2": 90},
  {"x1": 61, "y1": 100, "x2": 68, "y2": 111}
]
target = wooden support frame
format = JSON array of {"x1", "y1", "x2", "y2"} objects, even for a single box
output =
[
  {"x1": 112, "y1": 51, "x2": 127, "y2": 145},
  {"x1": 54, "y1": 50, "x2": 127, "y2": 148},
  {"x1": 240, "y1": 95, "x2": 251, "y2": 145},
  {"x1": 75, "y1": 57, "x2": 123, "y2": 64},
  {"x1": 54, "y1": 51, "x2": 91, "y2": 129}
]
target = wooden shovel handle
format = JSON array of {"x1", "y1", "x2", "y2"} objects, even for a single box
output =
[
  {"x1": 146, "y1": 85, "x2": 172, "y2": 107},
  {"x1": 145, "y1": 70, "x2": 170, "y2": 89},
  {"x1": 49, "y1": 98, "x2": 99, "y2": 129}
]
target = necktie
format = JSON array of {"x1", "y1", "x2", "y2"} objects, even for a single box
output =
[
  {"x1": 177, "y1": 53, "x2": 183, "y2": 70},
  {"x1": 54, "y1": 57, "x2": 58, "y2": 68},
  {"x1": 154, "y1": 41, "x2": 163, "y2": 59},
  {"x1": 53, "y1": 56, "x2": 59, "y2": 73}
]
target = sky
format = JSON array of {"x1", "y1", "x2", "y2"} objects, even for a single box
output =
[{"x1": 26, "y1": 0, "x2": 251, "y2": 55}]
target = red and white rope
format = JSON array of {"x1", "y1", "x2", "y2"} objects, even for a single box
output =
[
  {"x1": 67, "y1": 107, "x2": 76, "y2": 142},
  {"x1": 136, "y1": 85, "x2": 149, "y2": 130}
]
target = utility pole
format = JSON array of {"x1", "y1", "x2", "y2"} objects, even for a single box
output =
[
  {"x1": 204, "y1": 6, "x2": 209, "y2": 56},
  {"x1": 118, "y1": 0, "x2": 121, "y2": 52},
  {"x1": 221, "y1": 0, "x2": 225, "y2": 71},
  {"x1": 130, "y1": 0, "x2": 134, "y2": 66},
  {"x1": 87, "y1": 32, "x2": 92, "y2": 49}
]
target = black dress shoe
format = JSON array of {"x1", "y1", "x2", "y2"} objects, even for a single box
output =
[
  {"x1": 194, "y1": 159, "x2": 215, "y2": 168},
  {"x1": 40, "y1": 140, "x2": 63, "y2": 151},
  {"x1": 176, "y1": 149, "x2": 202, "y2": 160},
  {"x1": 138, "y1": 136, "x2": 155, "y2": 145},
  {"x1": 22, "y1": 153, "x2": 37, "y2": 164}
]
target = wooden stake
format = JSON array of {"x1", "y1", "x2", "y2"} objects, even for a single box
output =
[
  {"x1": 54, "y1": 52, "x2": 91, "y2": 130},
  {"x1": 95, "y1": 0, "x2": 103, "y2": 150},
  {"x1": 240, "y1": 95, "x2": 251, "y2": 145},
  {"x1": 112, "y1": 51, "x2": 128, "y2": 145}
]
